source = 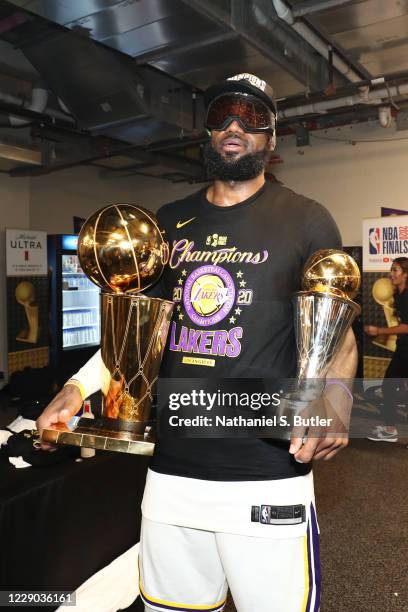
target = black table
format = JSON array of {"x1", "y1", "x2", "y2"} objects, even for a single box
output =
[{"x1": 0, "y1": 449, "x2": 149, "y2": 610}]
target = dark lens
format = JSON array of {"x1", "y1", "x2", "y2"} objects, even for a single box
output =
[
  {"x1": 206, "y1": 95, "x2": 235, "y2": 129},
  {"x1": 206, "y1": 94, "x2": 273, "y2": 131},
  {"x1": 250, "y1": 100, "x2": 272, "y2": 129}
]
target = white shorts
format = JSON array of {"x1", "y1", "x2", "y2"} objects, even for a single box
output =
[{"x1": 139, "y1": 471, "x2": 320, "y2": 612}]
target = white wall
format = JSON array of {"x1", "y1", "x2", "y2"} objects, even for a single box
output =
[
  {"x1": 0, "y1": 174, "x2": 30, "y2": 382},
  {"x1": 0, "y1": 119, "x2": 406, "y2": 381},
  {"x1": 1, "y1": 117, "x2": 407, "y2": 379},
  {"x1": 28, "y1": 119, "x2": 408, "y2": 245},
  {"x1": 30, "y1": 165, "x2": 198, "y2": 234},
  {"x1": 273, "y1": 119, "x2": 408, "y2": 246}
]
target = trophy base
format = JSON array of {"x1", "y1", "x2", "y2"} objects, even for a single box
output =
[{"x1": 41, "y1": 417, "x2": 155, "y2": 456}]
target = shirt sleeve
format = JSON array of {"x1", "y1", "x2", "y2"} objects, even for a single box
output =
[
  {"x1": 70, "y1": 349, "x2": 103, "y2": 398},
  {"x1": 304, "y1": 201, "x2": 342, "y2": 261}
]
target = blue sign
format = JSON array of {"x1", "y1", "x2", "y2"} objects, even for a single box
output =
[{"x1": 62, "y1": 235, "x2": 78, "y2": 251}]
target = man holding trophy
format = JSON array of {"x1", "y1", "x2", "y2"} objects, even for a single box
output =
[{"x1": 38, "y1": 74, "x2": 357, "y2": 612}]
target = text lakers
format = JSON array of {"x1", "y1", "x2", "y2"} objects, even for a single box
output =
[{"x1": 169, "y1": 322, "x2": 242, "y2": 357}]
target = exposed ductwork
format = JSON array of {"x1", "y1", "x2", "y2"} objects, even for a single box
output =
[
  {"x1": 378, "y1": 106, "x2": 392, "y2": 129},
  {"x1": 9, "y1": 83, "x2": 47, "y2": 126},
  {"x1": 0, "y1": 82, "x2": 74, "y2": 126},
  {"x1": 271, "y1": 0, "x2": 362, "y2": 83},
  {"x1": 292, "y1": 0, "x2": 355, "y2": 18},
  {"x1": 180, "y1": 0, "x2": 328, "y2": 92},
  {"x1": 278, "y1": 79, "x2": 408, "y2": 120}
]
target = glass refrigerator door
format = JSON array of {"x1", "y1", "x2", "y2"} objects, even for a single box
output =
[{"x1": 62, "y1": 254, "x2": 100, "y2": 349}]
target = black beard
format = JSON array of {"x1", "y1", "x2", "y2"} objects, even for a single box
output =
[{"x1": 203, "y1": 141, "x2": 269, "y2": 182}]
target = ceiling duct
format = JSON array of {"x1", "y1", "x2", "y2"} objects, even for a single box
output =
[
  {"x1": 22, "y1": 32, "x2": 151, "y2": 132},
  {"x1": 271, "y1": 0, "x2": 361, "y2": 83},
  {"x1": 21, "y1": 33, "x2": 201, "y2": 143},
  {"x1": 0, "y1": 2, "x2": 202, "y2": 144}
]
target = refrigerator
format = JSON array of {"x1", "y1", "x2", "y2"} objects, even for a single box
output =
[{"x1": 48, "y1": 234, "x2": 100, "y2": 382}]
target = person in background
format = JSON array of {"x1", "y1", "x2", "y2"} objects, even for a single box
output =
[{"x1": 365, "y1": 257, "x2": 408, "y2": 442}]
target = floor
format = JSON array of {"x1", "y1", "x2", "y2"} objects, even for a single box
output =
[{"x1": 126, "y1": 438, "x2": 407, "y2": 612}]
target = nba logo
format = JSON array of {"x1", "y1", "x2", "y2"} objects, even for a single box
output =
[
  {"x1": 369, "y1": 228, "x2": 381, "y2": 254},
  {"x1": 260, "y1": 506, "x2": 270, "y2": 524}
]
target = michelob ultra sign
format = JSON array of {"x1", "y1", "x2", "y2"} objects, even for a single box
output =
[{"x1": 6, "y1": 229, "x2": 47, "y2": 277}]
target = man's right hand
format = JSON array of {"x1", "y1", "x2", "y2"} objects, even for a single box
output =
[{"x1": 36, "y1": 384, "x2": 83, "y2": 450}]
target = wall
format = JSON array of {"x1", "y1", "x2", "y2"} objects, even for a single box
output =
[
  {"x1": 0, "y1": 174, "x2": 30, "y2": 382},
  {"x1": 273, "y1": 119, "x2": 408, "y2": 246},
  {"x1": 30, "y1": 165, "x2": 198, "y2": 234},
  {"x1": 1, "y1": 118, "x2": 407, "y2": 381},
  {"x1": 29, "y1": 119, "x2": 408, "y2": 245}
]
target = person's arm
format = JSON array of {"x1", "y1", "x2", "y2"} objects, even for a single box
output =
[
  {"x1": 36, "y1": 350, "x2": 103, "y2": 446},
  {"x1": 365, "y1": 323, "x2": 408, "y2": 336},
  {"x1": 290, "y1": 323, "x2": 358, "y2": 463}
]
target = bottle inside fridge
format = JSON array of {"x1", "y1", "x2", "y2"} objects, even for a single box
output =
[{"x1": 62, "y1": 254, "x2": 100, "y2": 349}]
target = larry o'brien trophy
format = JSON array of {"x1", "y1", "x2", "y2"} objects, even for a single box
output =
[
  {"x1": 41, "y1": 204, "x2": 174, "y2": 455},
  {"x1": 276, "y1": 249, "x2": 361, "y2": 437},
  {"x1": 371, "y1": 277, "x2": 398, "y2": 352}
]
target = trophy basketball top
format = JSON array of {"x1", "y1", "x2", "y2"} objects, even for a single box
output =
[
  {"x1": 78, "y1": 204, "x2": 168, "y2": 294},
  {"x1": 302, "y1": 249, "x2": 360, "y2": 300},
  {"x1": 372, "y1": 277, "x2": 394, "y2": 306}
]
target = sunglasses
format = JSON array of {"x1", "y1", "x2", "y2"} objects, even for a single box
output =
[{"x1": 205, "y1": 94, "x2": 275, "y2": 133}]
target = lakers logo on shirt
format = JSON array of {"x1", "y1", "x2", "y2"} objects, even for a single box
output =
[
  {"x1": 184, "y1": 265, "x2": 235, "y2": 326},
  {"x1": 190, "y1": 274, "x2": 229, "y2": 317}
]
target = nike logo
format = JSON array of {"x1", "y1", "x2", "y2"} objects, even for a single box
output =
[{"x1": 176, "y1": 217, "x2": 196, "y2": 229}]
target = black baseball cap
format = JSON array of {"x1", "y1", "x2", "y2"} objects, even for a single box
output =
[{"x1": 204, "y1": 73, "x2": 277, "y2": 117}]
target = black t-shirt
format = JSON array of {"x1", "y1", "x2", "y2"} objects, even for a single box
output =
[
  {"x1": 150, "y1": 181, "x2": 342, "y2": 480},
  {"x1": 395, "y1": 288, "x2": 408, "y2": 354}
]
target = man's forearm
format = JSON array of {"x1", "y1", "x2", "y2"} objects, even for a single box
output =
[
  {"x1": 323, "y1": 328, "x2": 358, "y2": 425},
  {"x1": 325, "y1": 328, "x2": 358, "y2": 381},
  {"x1": 67, "y1": 349, "x2": 103, "y2": 398}
]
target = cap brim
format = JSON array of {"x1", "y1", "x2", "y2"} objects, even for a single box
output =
[{"x1": 204, "y1": 81, "x2": 277, "y2": 115}]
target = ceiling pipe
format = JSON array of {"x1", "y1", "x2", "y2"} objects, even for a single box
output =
[
  {"x1": 9, "y1": 84, "x2": 47, "y2": 126},
  {"x1": 378, "y1": 106, "x2": 392, "y2": 128},
  {"x1": 0, "y1": 81, "x2": 48, "y2": 127},
  {"x1": 271, "y1": 0, "x2": 362, "y2": 83},
  {"x1": 293, "y1": 0, "x2": 354, "y2": 18},
  {"x1": 57, "y1": 96, "x2": 71, "y2": 116},
  {"x1": 0, "y1": 87, "x2": 75, "y2": 125},
  {"x1": 278, "y1": 80, "x2": 408, "y2": 120}
]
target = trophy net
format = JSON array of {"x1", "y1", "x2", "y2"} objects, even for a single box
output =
[{"x1": 101, "y1": 294, "x2": 172, "y2": 425}]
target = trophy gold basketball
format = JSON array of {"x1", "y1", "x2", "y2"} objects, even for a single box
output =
[
  {"x1": 276, "y1": 249, "x2": 361, "y2": 437},
  {"x1": 41, "y1": 204, "x2": 174, "y2": 455}
]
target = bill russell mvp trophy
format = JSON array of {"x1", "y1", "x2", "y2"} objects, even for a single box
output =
[
  {"x1": 42, "y1": 204, "x2": 174, "y2": 455},
  {"x1": 276, "y1": 249, "x2": 361, "y2": 437}
]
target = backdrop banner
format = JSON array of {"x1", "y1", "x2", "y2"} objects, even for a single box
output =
[{"x1": 362, "y1": 216, "x2": 408, "y2": 378}]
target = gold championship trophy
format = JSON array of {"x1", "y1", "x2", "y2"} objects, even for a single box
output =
[
  {"x1": 15, "y1": 281, "x2": 39, "y2": 344},
  {"x1": 42, "y1": 204, "x2": 174, "y2": 455},
  {"x1": 276, "y1": 250, "x2": 361, "y2": 437},
  {"x1": 371, "y1": 277, "x2": 398, "y2": 352}
]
